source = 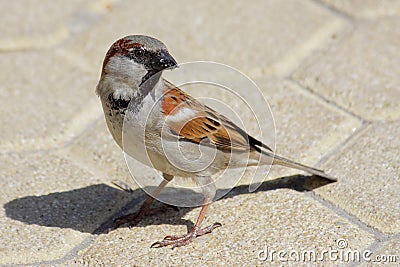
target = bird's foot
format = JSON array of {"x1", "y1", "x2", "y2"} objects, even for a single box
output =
[
  {"x1": 151, "y1": 222, "x2": 222, "y2": 249},
  {"x1": 113, "y1": 204, "x2": 178, "y2": 229}
]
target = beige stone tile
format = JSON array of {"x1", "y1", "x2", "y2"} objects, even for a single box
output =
[
  {"x1": 57, "y1": 118, "x2": 136, "y2": 189},
  {"x1": 251, "y1": 78, "x2": 362, "y2": 181},
  {"x1": 0, "y1": 0, "x2": 107, "y2": 50},
  {"x1": 360, "y1": 239, "x2": 400, "y2": 266},
  {"x1": 313, "y1": 121, "x2": 400, "y2": 234},
  {"x1": 0, "y1": 151, "x2": 131, "y2": 265},
  {"x1": 293, "y1": 18, "x2": 400, "y2": 121},
  {"x1": 73, "y1": 189, "x2": 374, "y2": 266},
  {"x1": 264, "y1": 79, "x2": 360, "y2": 158},
  {"x1": 321, "y1": 0, "x2": 400, "y2": 18},
  {"x1": 61, "y1": 0, "x2": 343, "y2": 77},
  {"x1": 0, "y1": 51, "x2": 101, "y2": 152},
  {"x1": 0, "y1": 1, "x2": 86, "y2": 38}
]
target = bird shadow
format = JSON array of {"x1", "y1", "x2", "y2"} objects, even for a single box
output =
[{"x1": 3, "y1": 175, "x2": 334, "y2": 235}]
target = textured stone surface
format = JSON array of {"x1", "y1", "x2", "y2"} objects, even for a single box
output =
[
  {"x1": 62, "y1": 0, "x2": 344, "y2": 77},
  {"x1": 293, "y1": 19, "x2": 400, "y2": 121},
  {"x1": 0, "y1": 51, "x2": 100, "y2": 152},
  {"x1": 258, "y1": 79, "x2": 360, "y2": 169},
  {"x1": 58, "y1": 118, "x2": 130, "y2": 184},
  {"x1": 314, "y1": 121, "x2": 400, "y2": 234},
  {"x1": 0, "y1": 0, "x2": 106, "y2": 50},
  {"x1": 0, "y1": 151, "x2": 131, "y2": 265},
  {"x1": 360, "y1": 239, "x2": 400, "y2": 266},
  {"x1": 74, "y1": 189, "x2": 374, "y2": 266},
  {"x1": 227, "y1": 78, "x2": 362, "y2": 188},
  {"x1": 321, "y1": 0, "x2": 400, "y2": 18}
]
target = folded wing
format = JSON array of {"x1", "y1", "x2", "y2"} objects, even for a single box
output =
[{"x1": 161, "y1": 81, "x2": 273, "y2": 153}]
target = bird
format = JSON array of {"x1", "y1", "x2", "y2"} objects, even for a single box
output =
[{"x1": 96, "y1": 35, "x2": 337, "y2": 248}]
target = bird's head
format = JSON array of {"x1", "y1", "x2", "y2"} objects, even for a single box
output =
[{"x1": 100, "y1": 35, "x2": 178, "y2": 88}]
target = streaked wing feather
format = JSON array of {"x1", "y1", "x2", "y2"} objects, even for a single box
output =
[{"x1": 162, "y1": 80, "x2": 272, "y2": 153}]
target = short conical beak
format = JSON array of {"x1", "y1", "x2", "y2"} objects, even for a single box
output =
[{"x1": 151, "y1": 49, "x2": 178, "y2": 72}]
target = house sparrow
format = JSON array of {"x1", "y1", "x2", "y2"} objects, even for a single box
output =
[{"x1": 96, "y1": 35, "x2": 336, "y2": 248}]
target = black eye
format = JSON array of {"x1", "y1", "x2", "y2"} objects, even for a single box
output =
[{"x1": 134, "y1": 48, "x2": 144, "y2": 58}]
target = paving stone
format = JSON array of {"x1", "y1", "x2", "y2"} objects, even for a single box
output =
[
  {"x1": 61, "y1": 0, "x2": 344, "y2": 77},
  {"x1": 0, "y1": 51, "x2": 100, "y2": 152},
  {"x1": 360, "y1": 239, "x2": 400, "y2": 266},
  {"x1": 313, "y1": 121, "x2": 400, "y2": 234},
  {"x1": 57, "y1": 118, "x2": 136, "y2": 189},
  {"x1": 0, "y1": 0, "x2": 108, "y2": 50},
  {"x1": 237, "y1": 78, "x2": 361, "y2": 185},
  {"x1": 0, "y1": 151, "x2": 132, "y2": 265},
  {"x1": 293, "y1": 18, "x2": 400, "y2": 121},
  {"x1": 321, "y1": 0, "x2": 400, "y2": 18},
  {"x1": 261, "y1": 78, "x2": 360, "y2": 166},
  {"x1": 72, "y1": 188, "x2": 374, "y2": 266}
]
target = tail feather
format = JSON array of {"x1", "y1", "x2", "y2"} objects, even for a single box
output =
[{"x1": 261, "y1": 151, "x2": 337, "y2": 181}]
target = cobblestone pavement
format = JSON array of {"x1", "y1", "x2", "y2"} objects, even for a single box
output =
[{"x1": 1, "y1": 1, "x2": 399, "y2": 266}]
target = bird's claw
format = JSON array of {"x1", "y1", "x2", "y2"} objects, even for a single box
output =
[{"x1": 150, "y1": 222, "x2": 222, "y2": 249}]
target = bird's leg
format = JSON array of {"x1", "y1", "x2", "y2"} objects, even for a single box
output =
[
  {"x1": 113, "y1": 173, "x2": 173, "y2": 228},
  {"x1": 151, "y1": 197, "x2": 222, "y2": 249}
]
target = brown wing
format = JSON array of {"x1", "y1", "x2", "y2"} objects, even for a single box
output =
[{"x1": 161, "y1": 80, "x2": 272, "y2": 153}]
